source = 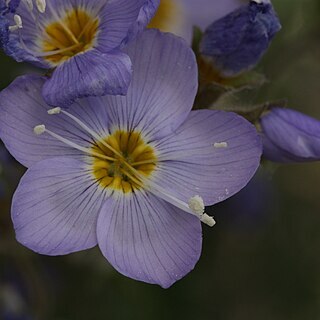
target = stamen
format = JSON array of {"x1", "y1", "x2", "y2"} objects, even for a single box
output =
[
  {"x1": 200, "y1": 214, "x2": 216, "y2": 227},
  {"x1": 51, "y1": 109, "x2": 123, "y2": 159},
  {"x1": 9, "y1": 14, "x2": 23, "y2": 31},
  {"x1": 5, "y1": 0, "x2": 11, "y2": 7},
  {"x1": 34, "y1": 124, "x2": 46, "y2": 135},
  {"x1": 131, "y1": 159, "x2": 158, "y2": 166},
  {"x1": 188, "y1": 195, "x2": 216, "y2": 227},
  {"x1": 122, "y1": 164, "x2": 216, "y2": 227},
  {"x1": 23, "y1": 0, "x2": 34, "y2": 11},
  {"x1": 150, "y1": 183, "x2": 215, "y2": 227},
  {"x1": 47, "y1": 107, "x2": 61, "y2": 115},
  {"x1": 213, "y1": 142, "x2": 228, "y2": 148},
  {"x1": 188, "y1": 195, "x2": 205, "y2": 215},
  {"x1": 21, "y1": 0, "x2": 45, "y2": 33},
  {"x1": 15, "y1": 15, "x2": 23, "y2": 28},
  {"x1": 46, "y1": 0, "x2": 79, "y2": 44},
  {"x1": 77, "y1": 18, "x2": 97, "y2": 40},
  {"x1": 36, "y1": 0, "x2": 46, "y2": 13},
  {"x1": 36, "y1": 43, "x2": 83, "y2": 57},
  {"x1": 33, "y1": 125, "x2": 116, "y2": 162}
]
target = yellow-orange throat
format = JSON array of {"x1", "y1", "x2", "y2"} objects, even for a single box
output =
[
  {"x1": 42, "y1": 8, "x2": 99, "y2": 65},
  {"x1": 91, "y1": 130, "x2": 157, "y2": 194}
]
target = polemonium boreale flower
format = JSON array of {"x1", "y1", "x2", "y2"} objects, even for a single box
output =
[
  {"x1": 0, "y1": 0, "x2": 159, "y2": 107},
  {"x1": 0, "y1": 30, "x2": 262, "y2": 288},
  {"x1": 261, "y1": 108, "x2": 320, "y2": 163},
  {"x1": 200, "y1": 0, "x2": 281, "y2": 77},
  {"x1": 148, "y1": 0, "x2": 245, "y2": 43}
]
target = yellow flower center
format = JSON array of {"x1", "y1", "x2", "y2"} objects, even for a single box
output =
[
  {"x1": 91, "y1": 130, "x2": 157, "y2": 194},
  {"x1": 148, "y1": 0, "x2": 180, "y2": 32},
  {"x1": 42, "y1": 8, "x2": 99, "y2": 65}
]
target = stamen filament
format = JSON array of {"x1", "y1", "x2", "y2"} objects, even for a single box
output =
[
  {"x1": 17, "y1": 30, "x2": 43, "y2": 57},
  {"x1": 131, "y1": 160, "x2": 158, "y2": 166},
  {"x1": 33, "y1": 125, "x2": 116, "y2": 162},
  {"x1": 9, "y1": 15, "x2": 23, "y2": 31},
  {"x1": 46, "y1": 0, "x2": 80, "y2": 45},
  {"x1": 77, "y1": 18, "x2": 96, "y2": 40},
  {"x1": 57, "y1": 109, "x2": 124, "y2": 159},
  {"x1": 23, "y1": 0, "x2": 33, "y2": 11},
  {"x1": 36, "y1": 0, "x2": 46, "y2": 13},
  {"x1": 36, "y1": 43, "x2": 82, "y2": 57},
  {"x1": 119, "y1": 168, "x2": 144, "y2": 188},
  {"x1": 118, "y1": 159, "x2": 216, "y2": 227}
]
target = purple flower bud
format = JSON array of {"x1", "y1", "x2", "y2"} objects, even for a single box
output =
[
  {"x1": 200, "y1": 0, "x2": 281, "y2": 77},
  {"x1": 261, "y1": 108, "x2": 320, "y2": 163}
]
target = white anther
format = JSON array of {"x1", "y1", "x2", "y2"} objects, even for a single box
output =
[
  {"x1": 9, "y1": 15, "x2": 23, "y2": 31},
  {"x1": 188, "y1": 195, "x2": 205, "y2": 215},
  {"x1": 5, "y1": 0, "x2": 11, "y2": 7},
  {"x1": 48, "y1": 107, "x2": 61, "y2": 115},
  {"x1": 14, "y1": 15, "x2": 23, "y2": 28},
  {"x1": 23, "y1": 0, "x2": 34, "y2": 11},
  {"x1": 35, "y1": 0, "x2": 46, "y2": 13},
  {"x1": 9, "y1": 25, "x2": 18, "y2": 31},
  {"x1": 213, "y1": 142, "x2": 228, "y2": 148},
  {"x1": 34, "y1": 124, "x2": 46, "y2": 135},
  {"x1": 252, "y1": 0, "x2": 263, "y2": 3},
  {"x1": 188, "y1": 195, "x2": 215, "y2": 227},
  {"x1": 200, "y1": 214, "x2": 216, "y2": 227}
]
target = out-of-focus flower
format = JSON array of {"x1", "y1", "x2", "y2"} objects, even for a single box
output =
[
  {"x1": 200, "y1": 0, "x2": 281, "y2": 77},
  {"x1": 149, "y1": 0, "x2": 245, "y2": 42},
  {"x1": 0, "y1": 0, "x2": 159, "y2": 107},
  {"x1": 261, "y1": 107, "x2": 320, "y2": 163},
  {"x1": 0, "y1": 30, "x2": 261, "y2": 288}
]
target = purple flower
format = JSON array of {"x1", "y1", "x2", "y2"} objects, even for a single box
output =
[
  {"x1": 200, "y1": 0, "x2": 281, "y2": 77},
  {"x1": 261, "y1": 107, "x2": 320, "y2": 163},
  {"x1": 0, "y1": 30, "x2": 262, "y2": 288},
  {"x1": 0, "y1": 0, "x2": 159, "y2": 107},
  {"x1": 149, "y1": 0, "x2": 244, "y2": 43}
]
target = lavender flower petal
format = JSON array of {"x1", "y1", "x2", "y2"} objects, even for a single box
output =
[
  {"x1": 12, "y1": 157, "x2": 105, "y2": 255},
  {"x1": 153, "y1": 110, "x2": 262, "y2": 204},
  {"x1": 42, "y1": 49, "x2": 132, "y2": 107},
  {"x1": 104, "y1": 29, "x2": 198, "y2": 140},
  {"x1": 0, "y1": 75, "x2": 109, "y2": 167},
  {"x1": 99, "y1": 0, "x2": 160, "y2": 48},
  {"x1": 97, "y1": 192, "x2": 202, "y2": 288}
]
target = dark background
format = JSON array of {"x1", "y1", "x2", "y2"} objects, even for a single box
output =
[{"x1": 0, "y1": 0, "x2": 320, "y2": 319}]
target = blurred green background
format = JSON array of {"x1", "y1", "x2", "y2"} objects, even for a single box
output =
[{"x1": 0, "y1": 0, "x2": 320, "y2": 319}]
